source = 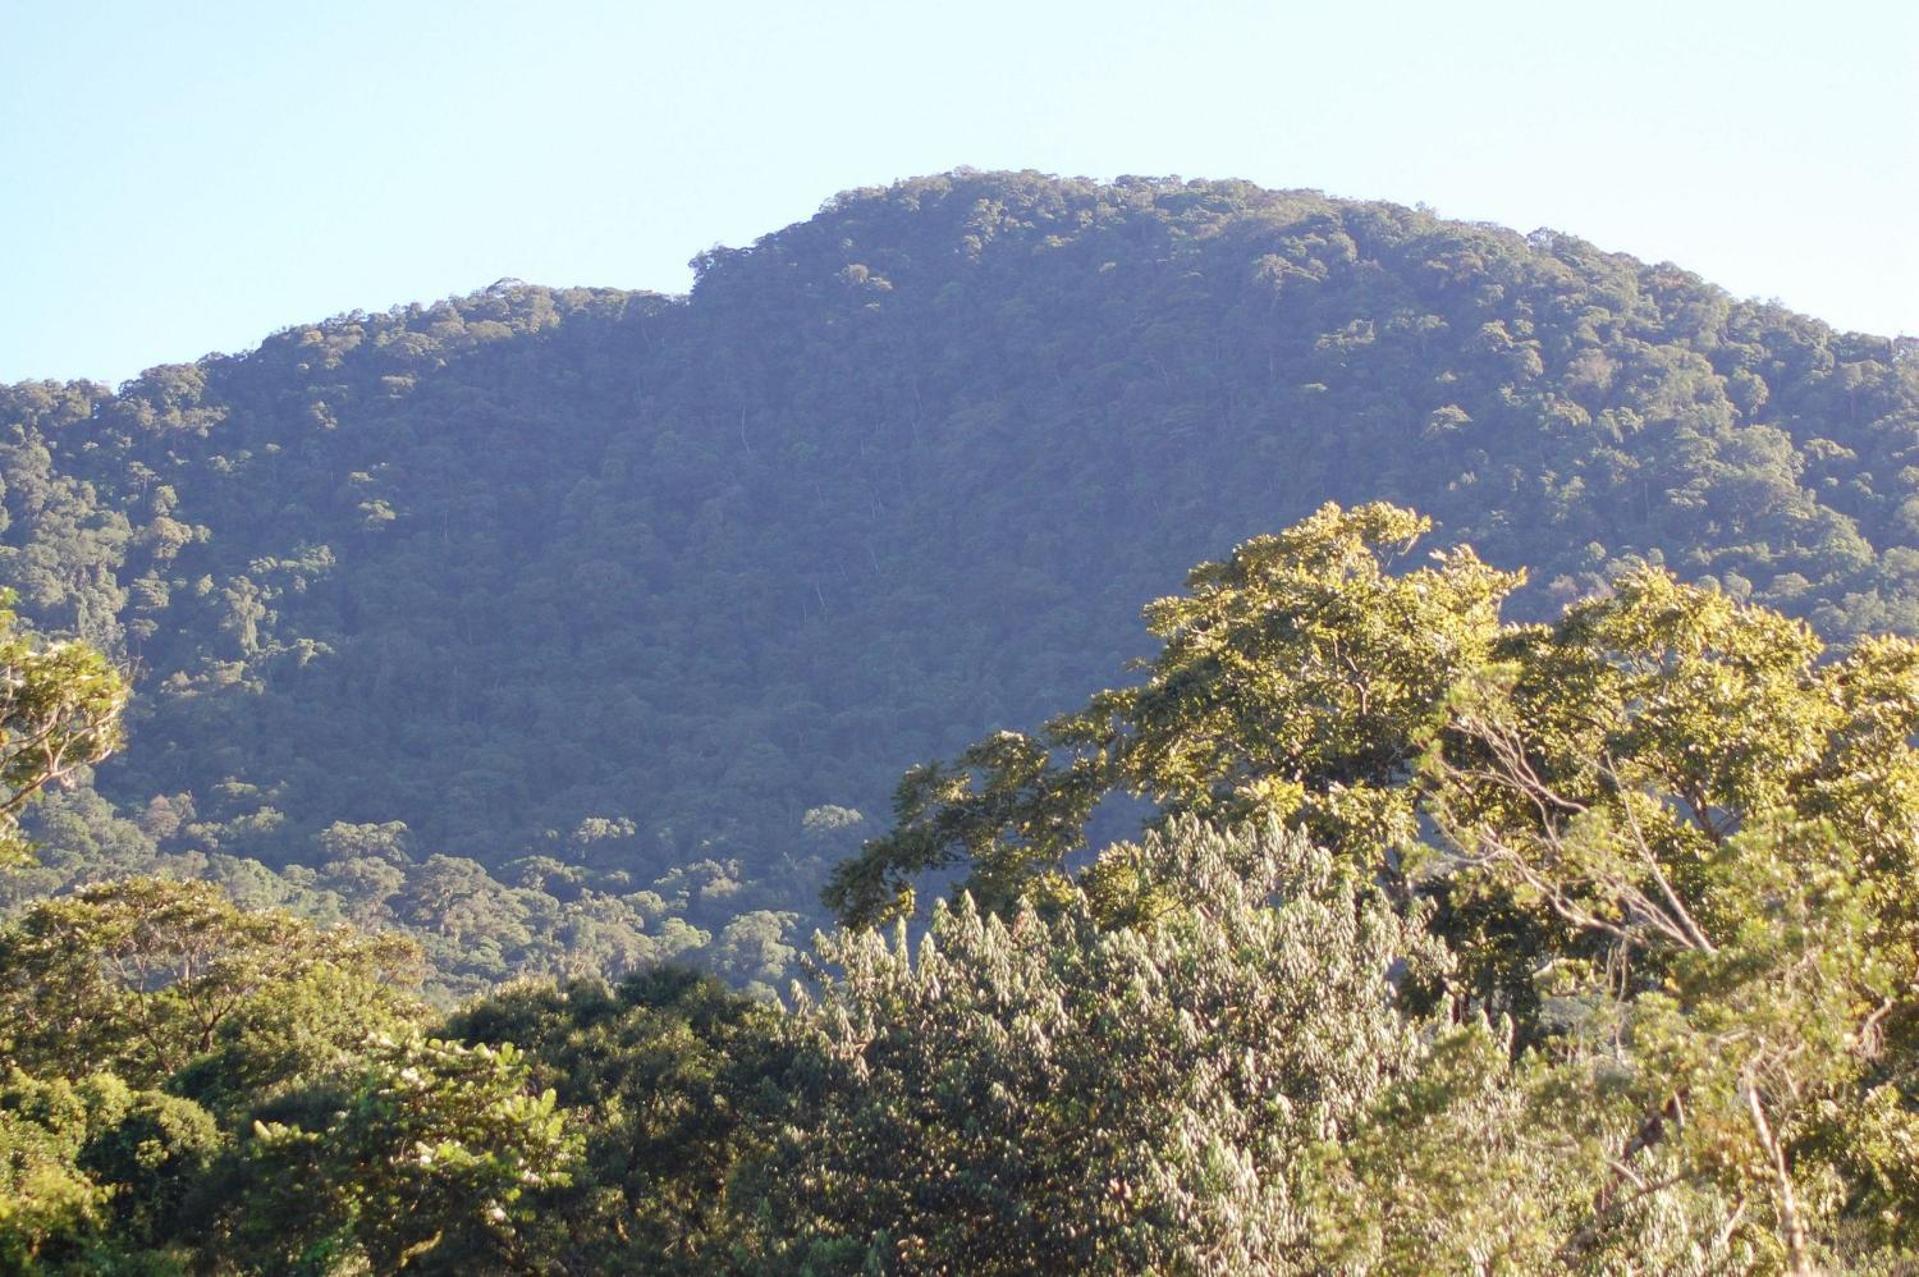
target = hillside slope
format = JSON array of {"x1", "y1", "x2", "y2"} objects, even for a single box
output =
[{"x1": 4, "y1": 170, "x2": 1915, "y2": 979}]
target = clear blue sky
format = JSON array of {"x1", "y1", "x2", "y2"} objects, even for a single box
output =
[{"x1": 3, "y1": 0, "x2": 1914, "y2": 386}]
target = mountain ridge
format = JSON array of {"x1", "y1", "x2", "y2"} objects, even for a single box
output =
[{"x1": 3, "y1": 168, "x2": 1915, "y2": 989}]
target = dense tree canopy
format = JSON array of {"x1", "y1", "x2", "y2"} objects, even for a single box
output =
[
  {"x1": 828, "y1": 501, "x2": 1919, "y2": 1272},
  {"x1": 752, "y1": 820, "x2": 1445, "y2": 1274},
  {"x1": 0, "y1": 594, "x2": 125, "y2": 869},
  {"x1": 1, "y1": 498, "x2": 1916, "y2": 1271},
  {"x1": 3, "y1": 170, "x2": 1919, "y2": 1269},
  {"x1": 3, "y1": 171, "x2": 1917, "y2": 987}
]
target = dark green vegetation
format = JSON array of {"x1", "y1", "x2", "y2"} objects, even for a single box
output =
[
  {"x1": 3, "y1": 172, "x2": 1918, "y2": 991},
  {"x1": 4, "y1": 169, "x2": 1919, "y2": 1270},
  {"x1": 3, "y1": 504, "x2": 1916, "y2": 1272}
]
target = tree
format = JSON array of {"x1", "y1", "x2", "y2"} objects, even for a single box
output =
[
  {"x1": 0, "y1": 1077, "x2": 113, "y2": 1271},
  {"x1": 827, "y1": 501, "x2": 1919, "y2": 1269},
  {"x1": 240, "y1": 1035, "x2": 580, "y2": 1273},
  {"x1": 750, "y1": 819, "x2": 1445, "y2": 1275},
  {"x1": 0, "y1": 877, "x2": 420, "y2": 1088},
  {"x1": 1406, "y1": 571, "x2": 1919, "y2": 1271},
  {"x1": 0, "y1": 592, "x2": 127, "y2": 868},
  {"x1": 827, "y1": 502, "x2": 1522, "y2": 927},
  {"x1": 445, "y1": 966, "x2": 791, "y2": 1272},
  {"x1": 0, "y1": 1069, "x2": 221, "y2": 1271}
]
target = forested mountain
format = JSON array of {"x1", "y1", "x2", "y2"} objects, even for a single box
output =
[
  {"x1": 4, "y1": 172, "x2": 1919, "y2": 1269},
  {"x1": 6, "y1": 505, "x2": 1918, "y2": 1270},
  {"x1": 3, "y1": 170, "x2": 1917, "y2": 990}
]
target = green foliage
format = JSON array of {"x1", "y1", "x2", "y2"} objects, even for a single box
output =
[
  {"x1": 0, "y1": 495, "x2": 1915, "y2": 1269},
  {"x1": 5, "y1": 171, "x2": 1918, "y2": 984},
  {"x1": 831, "y1": 500, "x2": 1919, "y2": 1271},
  {"x1": 0, "y1": 877, "x2": 421, "y2": 1088},
  {"x1": 0, "y1": 859, "x2": 590, "y2": 1274},
  {"x1": 241, "y1": 1035, "x2": 580, "y2": 1273},
  {"x1": 445, "y1": 967, "x2": 790, "y2": 1271},
  {"x1": 1410, "y1": 592, "x2": 1919, "y2": 1269},
  {"x1": 4, "y1": 171, "x2": 1919, "y2": 1269},
  {"x1": 8, "y1": 800, "x2": 770, "y2": 1004},
  {"x1": 0, "y1": 1068, "x2": 220, "y2": 1272},
  {"x1": 750, "y1": 819, "x2": 1445, "y2": 1274},
  {"x1": 170, "y1": 959, "x2": 426, "y2": 1121},
  {"x1": 0, "y1": 592, "x2": 126, "y2": 868},
  {"x1": 0, "y1": 1078, "x2": 113, "y2": 1272},
  {"x1": 830, "y1": 501, "x2": 1523, "y2": 924}
]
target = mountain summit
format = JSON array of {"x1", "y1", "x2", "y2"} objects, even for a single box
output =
[{"x1": 4, "y1": 170, "x2": 1915, "y2": 970}]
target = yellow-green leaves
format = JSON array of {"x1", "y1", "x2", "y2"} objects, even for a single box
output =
[
  {"x1": 1109, "y1": 503, "x2": 1521, "y2": 841},
  {"x1": 1416, "y1": 569, "x2": 1919, "y2": 1271},
  {"x1": 243, "y1": 1035, "x2": 581, "y2": 1272},
  {"x1": 828, "y1": 502, "x2": 1524, "y2": 927},
  {"x1": 0, "y1": 878, "x2": 422, "y2": 1089},
  {"x1": 828, "y1": 501, "x2": 1919, "y2": 1269},
  {"x1": 0, "y1": 594, "x2": 127, "y2": 869}
]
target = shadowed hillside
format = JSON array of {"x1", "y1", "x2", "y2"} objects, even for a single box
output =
[{"x1": 4, "y1": 170, "x2": 1916, "y2": 986}]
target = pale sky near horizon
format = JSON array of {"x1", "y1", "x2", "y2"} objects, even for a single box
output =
[{"x1": 3, "y1": 0, "x2": 1914, "y2": 386}]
